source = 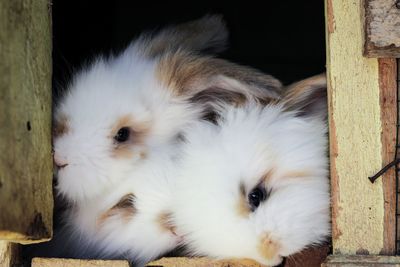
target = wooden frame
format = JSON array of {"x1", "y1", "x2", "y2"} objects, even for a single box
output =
[
  {"x1": 323, "y1": 255, "x2": 400, "y2": 266},
  {"x1": 325, "y1": 0, "x2": 399, "y2": 265},
  {"x1": 1, "y1": 0, "x2": 399, "y2": 266},
  {"x1": 0, "y1": 0, "x2": 53, "y2": 244}
]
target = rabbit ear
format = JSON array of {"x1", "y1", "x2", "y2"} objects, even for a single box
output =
[
  {"x1": 157, "y1": 51, "x2": 282, "y2": 108},
  {"x1": 281, "y1": 73, "x2": 327, "y2": 119},
  {"x1": 136, "y1": 14, "x2": 229, "y2": 58}
]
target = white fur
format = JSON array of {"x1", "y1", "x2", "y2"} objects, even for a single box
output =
[
  {"x1": 54, "y1": 53, "x2": 201, "y2": 202},
  {"x1": 52, "y1": 15, "x2": 236, "y2": 265},
  {"x1": 52, "y1": 15, "x2": 316, "y2": 266},
  {"x1": 62, "y1": 157, "x2": 181, "y2": 265},
  {"x1": 53, "y1": 51, "x2": 198, "y2": 264},
  {"x1": 171, "y1": 103, "x2": 330, "y2": 266}
]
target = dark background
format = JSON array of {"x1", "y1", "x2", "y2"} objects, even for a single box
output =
[{"x1": 52, "y1": 1, "x2": 326, "y2": 87}]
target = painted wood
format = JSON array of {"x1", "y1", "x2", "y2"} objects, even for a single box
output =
[
  {"x1": 363, "y1": 0, "x2": 400, "y2": 57},
  {"x1": 32, "y1": 258, "x2": 130, "y2": 267},
  {"x1": 0, "y1": 0, "x2": 53, "y2": 243},
  {"x1": 322, "y1": 255, "x2": 400, "y2": 266},
  {"x1": 325, "y1": 0, "x2": 385, "y2": 254}
]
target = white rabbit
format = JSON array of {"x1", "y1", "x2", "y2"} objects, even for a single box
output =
[
  {"x1": 50, "y1": 15, "x2": 282, "y2": 265},
  {"x1": 53, "y1": 14, "x2": 282, "y2": 203},
  {"x1": 171, "y1": 74, "x2": 330, "y2": 266}
]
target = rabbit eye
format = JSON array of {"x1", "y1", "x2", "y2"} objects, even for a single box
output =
[
  {"x1": 115, "y1": 127, "x2": 130, "y2": 143},
  {"x1": 248, "y1": 187, "x2": 267, "y2": 211}
]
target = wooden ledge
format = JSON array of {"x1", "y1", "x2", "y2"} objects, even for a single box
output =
[
  {"x1": 322, "y1": 255, "x2": 400, "y2": 266},
  {"x1": 32, "y1": 258, "x2": 130, "y2": 267}
]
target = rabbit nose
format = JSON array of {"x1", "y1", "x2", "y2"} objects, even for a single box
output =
[{"x1": 54, "y1": 153, "x2": 69, "y2": 168}]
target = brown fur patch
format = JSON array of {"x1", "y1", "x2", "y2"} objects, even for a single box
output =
[
  {"x1": 53, "y1": 115, "x2": 69, "y2": 138},
  {"x1": 190, "y1": 87, "x2": 248, "y2": 106},
  {"x1": 97, "y1": 193, "x2": 136, "y2": 226},
  {"x1": 157, "y1": 211, "x2": 177, "y2": 235},
  {"x1": 237, "y1": 183, "x2": 250, "y2": 217},
  {"x1": 260, "y1": 169, "x2": 275, "y2": 184},
  {"x1": 258, "y1": 234, "x2": 281, "y2": 261},
  {"x1": 156, "y1": 51, "x2": 281, "y2": 103},
  {"x1": 285, "y1": 170, "x2": 312, "y2": 178},
  {"x1": 237, "y1": 169, "x2": 275, "y2": 217},
  {"x1": 282, "y1": 73, "x2": 327, "y2": 115},
  {"x1": 110, "y1": 115, "x2": 150, "y2": 159}
]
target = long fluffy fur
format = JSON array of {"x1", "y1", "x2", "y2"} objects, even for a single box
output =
[
  {"x1": 49, "y1": 14, "x2": 327, "y2": 267},
  {"x1": 171, "y1": 102, "x2": 330, "y2": 266},
  {"x1": 50, "y1": 14, "x2": 282, "y2": 265}
]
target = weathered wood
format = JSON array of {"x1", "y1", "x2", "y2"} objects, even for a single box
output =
[
  {"x1": 147, "y1": 257, "x2": 263, "y2": 267},
  {"x1": 32, "y1": 258, "x2": 130, "y2": 267},
  {"x1": 363, "y1": 0, "x2": 400, "y2": 57},
  {"x1": 395, "y1": 59, "x2": 400, "y2": 255},
  {"x1": 325, "y1": 0, "x2": 385, "y2": 254},
  {"x1": 378, "y1": 58, "x2": 397, "y2": 255},
  {"x1": 322, "y1": 255, "x2": 400, "y2": 266},
  {"x1": 0, "y1": 0, "x2": 53, "y2": 243},
  {"x1": 284, "y1": 245, "x2": 330, "y2": 267},
  {"x1": 0, "y1": 241, "x2": 20, "y2": 267}
]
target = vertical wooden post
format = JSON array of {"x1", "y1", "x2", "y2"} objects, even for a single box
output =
[
  {"x1": 379, "y1": 58, "x2": 397, "y2": 255},
  {"x1": 325, "y1": 0, "x2": 388, "y2": 255},
  {"x1": 0, "y1": 0, "x2": 53, "y2": 244},
  {"x1": 0, "y1": 241, "x2": 20, "y2": 267}
]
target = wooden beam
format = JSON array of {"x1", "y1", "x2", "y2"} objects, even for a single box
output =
[
  {"x1": 32, "y1": 258, "x2": 130, "y2": 267},
  {"x1": 0, "y1": 0, "x2": 53, "y2": 243},
  {"x1": 379, "y1": 58, "x2": 397, "y2": 255},
  {"x1": 363, "y1": 0, "x2": 400, "y2": 57},
  {"x1": 325, "y1": 0, "x2": 385, "y2": 254},
  {"x1": 0, "y1": 242, "x2": 20, "y2": 267},
  {"x1": 323, "y1": 255, "x2": 400, "y2": 266},
  {"x1": 147, "y1": 257, "x2": 263, "y2": 267}
]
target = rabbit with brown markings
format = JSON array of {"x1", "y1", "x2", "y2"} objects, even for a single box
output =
[
  {"x1": 50, "y1": 15, "x2": 283, "y2": 265},
  {"x1": 171, "y1": 74, "x2": 330, "y2": 266}
]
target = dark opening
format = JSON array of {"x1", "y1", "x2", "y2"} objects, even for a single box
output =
[{"x1": 52, "y1": 1, "x2": 325, "y2": 91}]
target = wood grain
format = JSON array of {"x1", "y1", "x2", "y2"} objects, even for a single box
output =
[
  {"x1": 378, "y1": 58, "x2": 397, "y2": 255},
  {"x1": 322, "y1": 255, "x2": 400, "y2": 266},
  {"x1": 325, "y1": 0, "x2": 385, "y2": 254},
  {"x1": 32, "y1": 258, "x2": 130, "y2": 267},
  {"x1": 147, "y1": 257, "x2": 263, "y2": 267},
  {"x1": 0, "y1": 241, "x2": 20, "y2": 267},
  {"x1": 0, "y1": 0, "x2": 53, "y2": 243}
]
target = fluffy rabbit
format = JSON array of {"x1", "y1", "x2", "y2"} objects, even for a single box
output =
[
  {"x1": 53, "y1": 14, "x2": 282, "y2": 203},
  {"x1": 171, "y1": 74, "x2": 330, "y2": 266},
  {"x1": 50, "y1": 15, "x2": 282, "y2": 264}
]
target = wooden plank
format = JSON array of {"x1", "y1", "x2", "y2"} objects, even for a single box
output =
[
  {"x1": 322, "y1": 255, "x2": 400, "y2": 266},
  {"x1": 284, "y1": 245, "x2": 330, "y2": 267},
  {"x1": 0, "y1": 241, "x2": 20, "y2": 267},
  {"x1": 0, "y1": 0, "x2": 53, "y2": 243},
  {"x1": 147, "y1": 247, "x2": 329, "y2": 267},
  {"x1": 378, "y1": 58, "x2": 397, "y2": 255},
  {"x1": 32, "y1": 258, "x2": 130, "y2": 267},
  {"x1": 147, "y1": 257, "x2": 263, "y2": 267},
  {"x1": 363, "y1": 0, "x2": 400, "y2": 57},
  {"x1": 325, "y1": 0, "x2": 385, "y2": 254},
  {"x1": 395, "y1": 59, "x2": 400, "y2": 255}
]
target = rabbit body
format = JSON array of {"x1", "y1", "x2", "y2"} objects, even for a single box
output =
[{"x1": 171, "y1": 76, "x2": 330, "y2": 266}]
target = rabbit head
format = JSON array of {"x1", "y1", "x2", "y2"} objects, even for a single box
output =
[
  {"x1": 172, "y1": 74, "x2": 330, "y2": 266},
  {"x1": 53, "y1": 15, "x2": 282, "y2": 203}
]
